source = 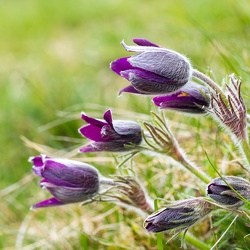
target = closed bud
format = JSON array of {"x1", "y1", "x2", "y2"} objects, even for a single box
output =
[
  {"x1": 144, "y1": 198, "x2": 212, "y2": 233},
  {"x1": 29, "y1": 155, "x2": 100, "y2": 209},
  {"x1": 111, "y1": 38, "x2": 192, "y2": 95},
  {"x1": 79, "y1": 109, "x2": 142, "y2": 153},
  {"x1": 207, "y1": 176, "x2": 250, "y2": 208}
]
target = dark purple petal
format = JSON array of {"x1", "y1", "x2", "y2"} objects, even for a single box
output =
[
  {"x1": 42, "y1": 159, "x2": 99, "y2": 188},
  {"x1": 103, "y1": 109, "x2": 113, "y2": 127},
  {"x1": 121, "y1": 68, "x2": 182, "y2": 84},
  {"x1": 133, "y1": 38, "x2": 159, "y2": 47},
  {"x1": 45, "y1": 185, "x2": 98, "y2": 203},
  {"x1": 81, "y1": 113, "x2": 106, "y2": 127},
  {"x1": 79, "y1": 124, "x2": 103, "y2": 141},
  {"x1": 31, "y1": 197, "x2": 64, "y2": 209},
  {"x1": 129, "y1": 73, "x2": 181, "y2": 95},
  {"x1": 153, "y1": 92, "x2": 207, "y2": 113},
  {"x1": 110, "y1": 57, "x2": 133, "y2": 76},
  {"x1": 29, "y1": 155, "x2": 44, "y2": 167}
]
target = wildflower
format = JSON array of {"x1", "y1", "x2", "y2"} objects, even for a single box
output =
[
  {"x1": 153, "y1": 81, "x2": 210, "y2": 114},
  {"x1": 111, "y1": 38, "x2": 192, "y2": 95},
  {"x1": 144, "y1": 198, "x2": 212, "y2": 233},
  {"x1": 29, "y1": 155, "x2": 100, "y2": 209},
  {"x1": 207, "y1": 176, "x2": 250, "y2": 208},
  {"x1": 79, "y1": 109, "x2": 142, "y2": 152}
]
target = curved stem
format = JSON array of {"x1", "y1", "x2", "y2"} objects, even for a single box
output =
[
  {"x1": 192, "y1": 69, "x2": 224, "y2": 95},
  {"x1": 174, "y1": 149, "x2": 212, "y2": 185}
]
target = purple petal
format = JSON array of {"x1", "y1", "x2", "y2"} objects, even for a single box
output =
[
  {"x1": 103, "y1": 110, "x2": 113, "y2": 127},
  {"x1": 79, "y1": 124, "x2": 103, "y2": 141},
  {"x1": 31, "y1": 197, "x2": 64, "y2": 209},
  {"x1": 42, "y1": 159, "x2": 99, "y2": 187},
  {"x1": 122, "y1": 68, "x2": 180, "y2": 84},
  {"x1": 128, "y1": 51, "x2": 190, "y2": 84},
  {"x1": 32, "y1": 166, "x2": 43, "y2": 177},
  {"x1": 119, "y1": 85, "x2": 142, "y2": 95},
  {"x1": 81, "y1": 113, "x2": 106, "y2": 127},
  {"x1": 133, "y1": 38, "x2": 159, "y2": 47},
  {"x1": 110, "y1": 57, "x2": 133, "y2": 76}
]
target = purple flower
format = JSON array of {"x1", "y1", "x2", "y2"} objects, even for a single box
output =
[
  {"x1": 207, "y1": 176, "x2": 250, "y2": 208},
  {"x1": 144, "y1": 198, "x2": 212, "y2": 233},
  {"x1": 79, "y1": 109, "x2": 142, "y2": 152},
  {"x1": 153, "y1": 81, "x2": 210, "y2": 114},
  {"x1": 110, "y1": 38, "x2": 192, "y2": 95},
  {"x1": 29, "y1": 155, "x2": 100, "y2": 209}
]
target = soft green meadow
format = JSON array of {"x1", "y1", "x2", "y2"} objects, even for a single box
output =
[{"x1": 1, "y1": 0, "x2": 250, "y2": 249}]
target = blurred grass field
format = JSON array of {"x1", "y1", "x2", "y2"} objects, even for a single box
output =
[{"x1": 1, "y1": 0, "x2": 250, "y2": 249}]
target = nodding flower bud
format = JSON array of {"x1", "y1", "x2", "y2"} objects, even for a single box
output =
[
  {"x1": 153, "y1": 81, "x2": 210, "y2": 114},
  {"x1": 144, "y1": 198, "x2": 212, "y2": 233},
  {"x1": 79, "y1": 109, "x2": 142, "y2": 153},
  {"x1": 29, "y1": 155, "x2": 100, "y2": 209},
  {"x1": 111, "y1": 38, "x2": 192, "y2": 96},
  {"x1": 207, "y1": 176, "x2": 250, "y2": 208}
]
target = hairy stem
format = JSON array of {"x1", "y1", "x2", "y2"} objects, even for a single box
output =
[
  {"x1": 173, "y1": 148, "x2": 212, "y2": 185},
  {"x1": 192, "y1": 69, "x2": 224, "y2": 95}
]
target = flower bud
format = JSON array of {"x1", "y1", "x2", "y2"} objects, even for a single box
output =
[
  {"x1": 153, "y1": 81, "x2": 210, "y2": 114},
  {"x1": 79, "y1": 109, "x2": 142, "y2": 152},
  {"x1": 144, "y1": 198, "x2": 212, "y2": 233},
  {"x1": 207, "y1": 176, "x2": 250, "y2": 208},
  {"x1": 111, "y1": 38, "x2": 192, "y2": 95},
  {"x1": 29, "y1": 155, "x2": 100, "y2": 209}
]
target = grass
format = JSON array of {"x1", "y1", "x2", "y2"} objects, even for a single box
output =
[{"x1": 1, "y1": 0, "x2": 250, "y2": 249}]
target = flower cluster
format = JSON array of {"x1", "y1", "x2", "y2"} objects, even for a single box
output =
[{"x1": 29, "y1": 38, "x2": 250, "y2": 248}]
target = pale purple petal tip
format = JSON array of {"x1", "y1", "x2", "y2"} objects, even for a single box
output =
[
  {"x1": 31, "y1": 197, "x2": 64, "y2": 209},
  {"x1": 133, "y1": 38, "x2": 159, "y2": 47},
  {"x1": 79, "y1": 144, "x2": 97, "y2": 153}
]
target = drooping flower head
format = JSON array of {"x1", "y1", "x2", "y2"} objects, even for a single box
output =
[
  {"x1": 207, "y1": 176, "x2": 250, "y2": 208},
  {"x1": 144, "y1": 198, "x2": 213, "y2": 233},
  {"x1": 153, "y1": 81, "x2": 210, "y2": 114},
  {"x1": 111, "y1": 38, "x2": 192, "y2": 95},
  {"x1": 29, "y1": 155, "x2": 100, "y2": 209},
  {"x1": 79, "y1": 109, "x2": 142, "y2": 152}
]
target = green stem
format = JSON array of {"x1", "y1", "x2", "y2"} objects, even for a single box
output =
[
  {"x1": 183, "y1": 231, "x2": 210, "y2": 250},
  {"x1": 175, "y1": 150, "x2": 212, "y2": 185},
  {"x1": 240, "y1": 139, "x2": 250, "y2": 167}
]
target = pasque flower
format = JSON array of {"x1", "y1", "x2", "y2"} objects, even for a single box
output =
[
  {"x1": 144, "y1": 198, "x2": 212, "y2": 233},
  {"x1": 111, "y1": 38, "x2": 192, "y2": 95},
  {"x1": 207, "y1": 176, "x2": 250, "y2": 208},
  {"x1": 29, "y1": 155, "x2": 100, "y2": 209},
  {"x1": 79, "y1": 109, "x2": 142, "y2": 152},
  {"x1": 153, "y1": 81, "x2": 210, "y2": 114}
]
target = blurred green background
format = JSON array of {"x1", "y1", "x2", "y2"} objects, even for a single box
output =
[{"x1": 1, "y1": 0, "x2": 250, "y2": 249}]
